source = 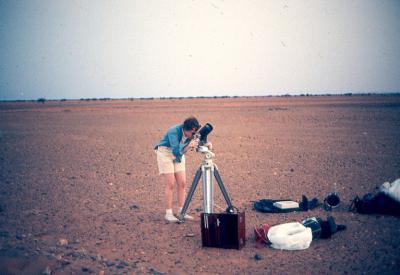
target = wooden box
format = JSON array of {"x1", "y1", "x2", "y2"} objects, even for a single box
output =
[{"x1": 200, "y1": 212, "x2": 245, "y2": 249}]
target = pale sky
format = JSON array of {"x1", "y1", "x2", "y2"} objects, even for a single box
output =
[{"x1": 1, "y1": 0, "x2": 400, "y2": 100}]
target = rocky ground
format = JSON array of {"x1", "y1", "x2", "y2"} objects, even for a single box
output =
[{"x1": 0, "y1": 95, "x2": 399, "y2": 274}]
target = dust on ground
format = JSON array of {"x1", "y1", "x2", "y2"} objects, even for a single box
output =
[{"x1": 0, "y1": 96, "x2": 399, "y2": 274}]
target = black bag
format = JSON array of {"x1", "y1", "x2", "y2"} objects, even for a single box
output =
[
  {"x1": 253, "y1": 196, "x2": 320, "y2": 213},
  {"x1": 350, "y1": 193, "x2": 376, "y2": 214},
  {"x1": 253, "y1": 199, "x2": 297, "y2": 213},
  {"x1": 350, "y1": 192, "x2": 400, "y2": 216}
]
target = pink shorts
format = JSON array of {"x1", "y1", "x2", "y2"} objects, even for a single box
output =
[{"x1": 155, "y1": 146, "x2": 185, "y2": 174}]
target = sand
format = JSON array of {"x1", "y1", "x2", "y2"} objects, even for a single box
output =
[{"x1": 0, "y1": 95, "x2": 399, "y2": 274}]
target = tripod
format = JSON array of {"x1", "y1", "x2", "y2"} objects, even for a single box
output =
[{"x1": 177, "y1": 145, "x2": 234, "y2": 223}]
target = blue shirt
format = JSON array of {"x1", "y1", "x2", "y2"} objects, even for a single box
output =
[{"x1": 154, "y1": 124, "x2": 191, "y2": 163}]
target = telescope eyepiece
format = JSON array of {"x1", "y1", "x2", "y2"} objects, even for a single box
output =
[{"x1": 197, "y1": 123, "x2": 213, "y2": 145}]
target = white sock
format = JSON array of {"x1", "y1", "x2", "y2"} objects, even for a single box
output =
[{"x1": 166, "y1": 209, "x2": 173, "y2": 215}]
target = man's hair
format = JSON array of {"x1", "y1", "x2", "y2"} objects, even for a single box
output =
[{"x1": 183, "y1": 116, "x2": 200, "y2": 131}]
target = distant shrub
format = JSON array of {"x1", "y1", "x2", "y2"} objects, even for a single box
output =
[
  {"x1": 37, "y1": 98, "x2": 46, "y2": 103},
  {"x1": 60, "y1": 99, "x2": 67, "y2": 102}
]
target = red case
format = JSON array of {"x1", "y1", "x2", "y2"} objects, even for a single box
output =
[{"x1": 200, "y1": 212, "x2": 246, "y2": 249}]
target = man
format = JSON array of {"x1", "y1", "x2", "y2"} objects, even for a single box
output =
[{"x1": 154, "y1": 117, "x2": 200, "y2": 222}]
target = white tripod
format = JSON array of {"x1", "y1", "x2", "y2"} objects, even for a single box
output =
[{"x1": 177, "y1": 145, "x2": 234, "y2": 223}]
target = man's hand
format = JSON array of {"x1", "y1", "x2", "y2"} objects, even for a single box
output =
[
  {"x1": 204, "y1": 142, "x2": 213, "y2": 150},
  {"x1": 188, "y1": 139, "x2": 199, "y2": 150}
]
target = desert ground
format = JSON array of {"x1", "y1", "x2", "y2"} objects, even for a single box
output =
[{"x1": 0, "y1": 95, "x2": 399, "y2": 274}]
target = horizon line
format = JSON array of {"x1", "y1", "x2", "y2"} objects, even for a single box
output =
[{"x1": 1, "y1": 92, "x2": 400, "y2": 102}]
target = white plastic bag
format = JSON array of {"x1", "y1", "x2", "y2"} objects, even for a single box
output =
[
  {"x1": 267, "y1": 222, "x2": 312, "y2": 250},
  {"x1": 380, "y1": 178, "x2": 400, "y2": 203}
]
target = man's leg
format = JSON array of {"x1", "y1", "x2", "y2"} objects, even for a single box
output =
[
  {"x1": 175, "y1": 171, "x2": 194, "y2": 220},
  {"x1": 163, "y1": 173, "x2": 178, "y2": 222},
  {"x1": 163, "y1": 173, "x2": 175, "y2": 209},
  {"x1": 175, "y1": 171, "x2": 187, "y2": 207}
]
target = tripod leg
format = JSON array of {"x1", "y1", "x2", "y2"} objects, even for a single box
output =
[
  {"x1": 177, "y1": 167, "x2": 202, "y2": 222},
  {"x1": 214, "y1": 167, "x2": 234, "y2": 209}
]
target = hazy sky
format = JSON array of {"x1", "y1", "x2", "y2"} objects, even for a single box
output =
[{"x1": 1, "y1": 0, "x2": 400, "y2": 100}]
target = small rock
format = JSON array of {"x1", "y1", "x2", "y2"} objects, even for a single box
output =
[
  {"x1": 98, "y1": 271, "x2": 105, "y2": 275},
  {"x1": 72, "y1": 252, "x2": 82, "y2": 258},
  {"x1": 130, "y1": 204, "x2": 139, "y2": 210},
  {"x1": 185, "y1": 233, "x2": 195, "y2": 237},
  {"x1": 254, "y1": 253, "x2": 262, "y2": 261},
  {"x1": 16, "y1": 234, "x2": 25, "y2": 240},
  {"x1": 81, "y1": 267, "x2": 92, "y2": 273},
  {"x1": 149, "y1": 267, "x2": 165, "y2": 274},
  {"x1": 58, "y1": 239, "x2": 68, "y2": 246},
  {"x1": 105, "y1": 260, "x2": 115, "y2": 267},
  {"x1": 120, "y1": 260, "x2": 129, "y2": 266},
  {"x1": 42, "y1": 266, "x2": 51, "y2": 275}
]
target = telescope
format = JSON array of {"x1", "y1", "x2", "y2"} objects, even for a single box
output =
[{"x1": 194, "y1": 123, "x2": 213, "y2": 146}]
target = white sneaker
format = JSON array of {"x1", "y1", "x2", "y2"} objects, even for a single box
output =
[
  {"x1": 165, "y1": 213, "x2": 179, "y2": 222},
  {"x1": 182, "y1": 213, "x2": 194, "y2": 220},
  {"x1": 184, "y1": 214, "x2": 194, "y2": 220},
  {"x1": 177, "y1": 208, "x2": 195, "y2": 221}
]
